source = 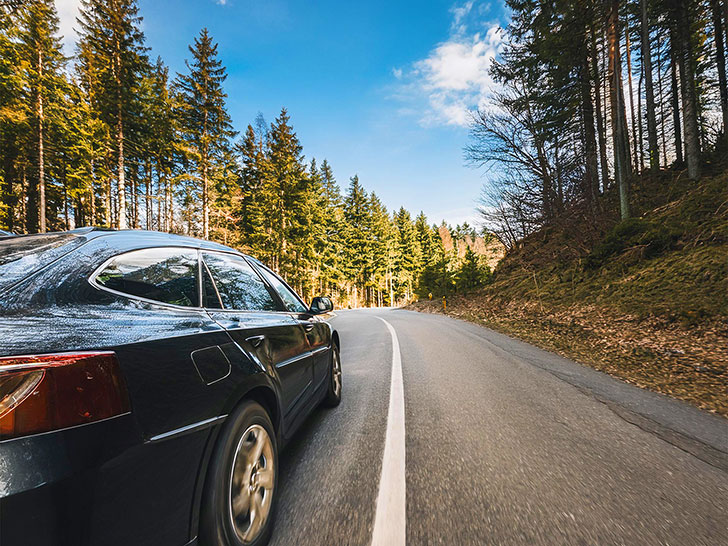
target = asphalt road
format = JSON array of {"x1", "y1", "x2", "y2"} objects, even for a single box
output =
[{"x1": 270, "y1": 309, "x2": 728, "y2": 546}]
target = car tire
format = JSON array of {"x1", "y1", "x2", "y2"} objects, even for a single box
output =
[
  {"x1": 322, "y1": 343, "x2": 342, "y2": 407},
  {"x1": 199, "y1": 400, "x2": 278, "y2": 546}
]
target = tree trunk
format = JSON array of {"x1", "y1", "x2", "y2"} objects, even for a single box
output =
[
  {"x1": 166, "y1": 173, "x2": 173, "y2": 232},
  {"x1": 656, "y1": 26, "x2": 669, "y2": 165},
  {"x1": 146, "y1": 161, "x2": 152, "y2": 229},
  {"x1": 641, "y1": 0, "x2": 660, "y2": 171},
  {"x1": 131, "y1": 170, "x2": 138, "y2": 228},
  {"x1": 711, "y1": 0, "x2": 728, "y2": 143},
  {"x1": 2, "y1": 153, "x2": 16, "y2": 232},
  {"x1": 591, "y1": 24, "x2": 609, "y2": 191},
  {"x1": 673, "y1": 0, "x2": 701, "y2": 179},
  {"x1": 202, "y1": 162, "x2": 209, "y2": 239},
  {"x1": 117, "y1": 113, "x2": 127, "y2": 228},
  {"x1": 21, "y1": 165, "x2": 27, "y2": 233},
  {"x1": 638, "y1": 61, "x2": 645, "y2": 167},
  {"x1": 37, "y1": 49, "x2": 46, "y2": 233},
  {"x1": 625, "y1": 25, "x2": 638, "y2": 167},
  {"x1": 581, "y1": 48, "x2": 599, "y2": 206},
  {"x1": 670, "y1": 39, "x2": 684, "y2": 165},
  {"x1": 64, "y1": 185, "x2": 70, "y2": 229},
  {"x1": 608, "y1": 0, "x2": 631, "y2": 219}
]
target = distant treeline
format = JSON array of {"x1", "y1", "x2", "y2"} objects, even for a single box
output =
[
  {"x1": 0, "y1": 0, "x2": 496, "y2": 306},
  {"x1": 469, "y1": 0, "x2": 728, "y2": 248}
]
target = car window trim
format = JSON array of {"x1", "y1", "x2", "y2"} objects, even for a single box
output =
[
  {"x1": 201, "y1": 257, "x2": 224, "y2": 310},
  {"x1": 88, "y1": 245, "x2": 206, "y2": 312},
  {"x1": 200, "y1": 250, "x2": 287, "y2": 313}
]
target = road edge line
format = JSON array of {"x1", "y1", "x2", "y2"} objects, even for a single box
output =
[{"x1": 371, "y1": 317, "x2": 406, "y2": 546}]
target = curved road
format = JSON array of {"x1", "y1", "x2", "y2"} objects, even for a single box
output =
[{"x1": 270, "y1": 309, "x2": 728, "y2": 545}]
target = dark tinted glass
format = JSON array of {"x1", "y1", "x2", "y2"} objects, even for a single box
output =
[
  {"x1": 95, "y1": 248, "x2": 199, "y2": 307},
  {"x1": 0, "y1": 233, "x2": 86, "y2": 292},
  {"x1": 202, "y1": 263, "x2": 223, "y2": 309},
  {"x1": 258, "y1": 267, "x2": 308, "y2": 313},
  {"x1": 203, "y1": 252, "x2": 280, "y2": 312}
]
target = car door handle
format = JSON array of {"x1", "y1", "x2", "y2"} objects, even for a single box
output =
[
  {"x1": 301, "y1": 321, "x2": 315, "y2": 332},
  {"x1": 245, "y1": 335, "x2": 266, "y2": 348}
]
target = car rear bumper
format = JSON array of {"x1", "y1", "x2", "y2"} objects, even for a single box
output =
[{"x1": 0, "y1": 415, "x2": 212, "y2": 546}]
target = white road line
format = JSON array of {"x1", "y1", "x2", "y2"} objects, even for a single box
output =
[{"x1": 371, "y1": 317, "x2": 406, "y2": 546}]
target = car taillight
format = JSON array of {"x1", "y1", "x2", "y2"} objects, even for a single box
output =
[{"x1": 0, "y1": 352, "x2": 131, "y2": 440}]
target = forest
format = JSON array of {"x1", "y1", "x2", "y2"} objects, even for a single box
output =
[
  {"x1": 0, "y1": 0, "x2": 494, "y2": 307},
  {"x1": 469, "y1": 0, "x2": 727, "y2": 247},
  {"x1": 1, "y1": 0, "x2": 725, "y2": 308}
]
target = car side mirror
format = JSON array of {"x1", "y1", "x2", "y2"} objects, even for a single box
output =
[{"x1": 310, "y1": 296, "x2": 333, "y2": 314}]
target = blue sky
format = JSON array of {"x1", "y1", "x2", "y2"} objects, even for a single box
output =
[{"x1": 55, "y1": 0, "x2": 508, "y2": 227}]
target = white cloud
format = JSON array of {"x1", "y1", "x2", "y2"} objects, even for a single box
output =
[
  {"x1": 55, "y1": 0, "x2": 81, "y2": 53},
  {"x1": 392, "y1": 1, "x2": 504, "y2": 127},
  {"x1": 450, "y1": 0, "x2": 473, "y2": 33},
  {"x1": 392, "y1": 67, "x2": 403, "y2": 79}
]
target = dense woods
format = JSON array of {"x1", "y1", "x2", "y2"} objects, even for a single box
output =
[
  {"x1": 0, "y1": 0, "x2": 496, "y2": 306},
  {"x1": 469, "y1": 0, "x2": 727, "y2": 248}
]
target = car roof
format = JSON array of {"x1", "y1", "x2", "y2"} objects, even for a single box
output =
[{"x1": 5, "y1": 227, "x2": 244, "y2": 254}]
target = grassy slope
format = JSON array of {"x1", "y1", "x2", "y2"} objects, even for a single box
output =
[{"x1": 413, "y1": 171, "x2": 728, "y2": 416}]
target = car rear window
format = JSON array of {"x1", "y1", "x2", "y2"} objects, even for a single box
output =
[{"x1": 0, "y1": 233, "x2": 86, "y2": 293}]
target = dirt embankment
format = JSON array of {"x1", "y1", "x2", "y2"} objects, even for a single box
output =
[{"x1": 411, "y1": 172, "x2": 728, "y2": 417}]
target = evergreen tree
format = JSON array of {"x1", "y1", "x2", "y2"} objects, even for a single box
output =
[
  {"x1": 457, "y1": 246, "x2": 491, "y2": 291},
  {"x1": 15, "y1": 0, "x2": 66, "y2": 232},
  {"x1": 342, "y1": 175, "x2": 372, "y2": 305},
  {"x1": 174, "y1": 28, "x2": 235, "y2": 239},
  {"x1": 264, "y1": 108, "x2": 308, "y2": 277},
  {"x1": 369, "y1": 193, "x2": 395, "y2": 305},
  {"x1": 77, "y1": 0, "x2": 148, "y2": 229},
  {"x1": 237, "y1": 124, "x2": 269, "y2": 255},
  {"x1": 393, "y1": 207, "x2": 420, "y2": 301},
  {"x1": 317, "y1": 158, "x2": 344, "y2": 295},
  {"x1": 0, "y1": 9, "x2": 24, "y2": 231}
]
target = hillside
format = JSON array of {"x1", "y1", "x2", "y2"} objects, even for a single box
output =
[{"x1": 413, "y1": 170, "x2": 728, "y2": 416}]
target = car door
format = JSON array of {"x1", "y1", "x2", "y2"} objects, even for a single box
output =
[
  {"x1": 254, "y1": 264, "x2": 331, "y2": 391},
  {"x1": 201, "y1": 251, "x2": 314, "y2": 423}
]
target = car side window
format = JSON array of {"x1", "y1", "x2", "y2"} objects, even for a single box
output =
[
  {"x1": 202, "y1": 263, "x2": 223, "y2": 309},
  {"x1": 257, "y1": 266, "x2": 309, "y2": 314},
  {"x1": 202, "y1": 252, "x2": 280, "y2": 312},
  {"x1": 94, "y1": 248, "x2": 199, "y2": 307}
]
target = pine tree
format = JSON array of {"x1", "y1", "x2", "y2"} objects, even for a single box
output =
[
  {"x1": 607, "y1": 0, "x2": 632, "y2": 219},
  {"x1": 641, "y1": 0, "x2": 660, "y2": 171},
  {"x1": 64, "y1": 79, "x2": 108, "y2": 227},
  {"x1": 342, "y1": 175, "x2": 372, "y2": 305},
  {"x1": 16, "y1": 0, "x2": 67, "y2": 232},
  {"x1": 457, "y1": 246, "x2": 490, "y2": 291},
  {"x1": 0, "y1": 9, "x2": 25, "y2": 231},
  {"x1": 666, "y1": 0, "x2": 701, "y2": 179},
  {"x1": 237, "y1": 124, "x2": 268, "y2": 254},
  {"x1": 709, "y1": 0, "x2": 727, "y2": 151},
  {"x1": 369, "y1": 193, "x2": 395, "y2": 305},
  {"x1": 174, "y1": 28, "x2": 235, "y2": 239},
  {"x1": 393, "y1": 207, "x2": 420, "y2": 301},
  {"x1": 77, "y1": 0, "x2": 148, "y2": 229},
  {"x1": 316, "y1": 159, "x2": 344, "y2": 296},
  {"x1": 264, "y1": 108, "x2": 307, "y2": 275}
]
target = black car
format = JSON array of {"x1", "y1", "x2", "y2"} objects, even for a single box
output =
[{"x1": 0, "y1": 228, "x2": 342, "y2": 546}]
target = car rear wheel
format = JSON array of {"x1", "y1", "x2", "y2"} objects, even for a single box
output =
[
  {"x1": 200, "y1": 401, "x2": 278, "y2": 546},
  {"x1": 323, "y1": 344, "x2": 342, "y2": 407}
]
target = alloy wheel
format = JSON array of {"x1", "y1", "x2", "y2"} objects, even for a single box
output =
[
  {"x1": 332, "y1": 349, "x2": 342, "y2": 397},
  {"x1": 229, "y1": 424, "x2": 275, "y2": 543}
]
